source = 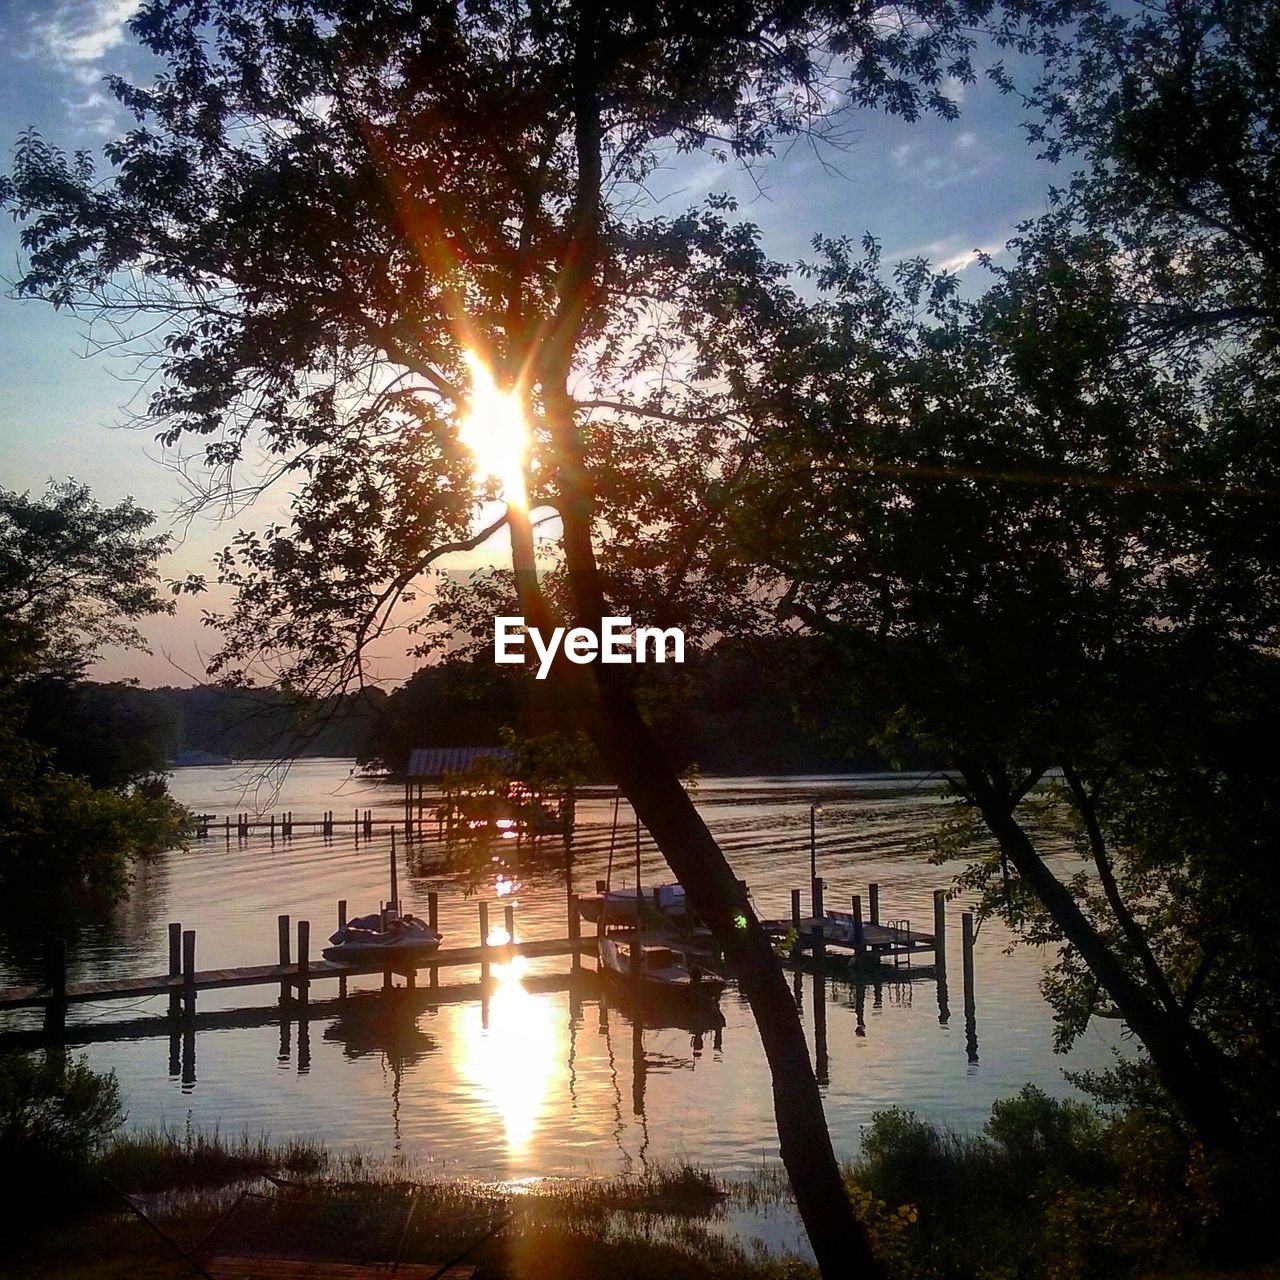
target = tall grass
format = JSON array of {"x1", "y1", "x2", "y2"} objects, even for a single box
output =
[{"x1": 98, "y1": 1121, "x2": 327, "y2": 1192}]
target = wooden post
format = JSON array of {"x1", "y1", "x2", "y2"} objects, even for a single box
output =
[
  {"x1": 278, "y1": 914, "x2": 291, "y2": 1000},
  {"x1": 504, "y1": 903, "x2": 515, "y2": 949},
  {"x1": 791, "y1": 888, "x2": 801, "y2": 931},
  {"x1": 933, "y1": 890, "x2": 948, "y2": 975},
  {"x1": 167, "y1": 922, "x2": 182, "y2": 1017},
  {"x1": 270, "y1": 814, "x2": 276, "y2": 843},
  {"x1": 297, "y1": 920, "x2": 310, "y2": 1006},
  {"x1": 182, "y1": 929, "x2": 196, "y2": 1015},
  {"x1": 569, "y1": 893, "x2": 581, "y2": 972},
  {"x1": 869, "y1": 882, "x2": 880, "y2": 927},
  {"x1": 962, "y1": 910, "x2": 977, "y2": 1061},
  {"x1": 851, "y1": 895, "x2": 864, "y2": 949},
  {"x1": 389, "y1": 831, "x2": 398, "y2": 913},
  {"x1": 44, "y1": 937, "x2": 66, "y2": 999},
  {"x1": 812, "y1": 876, "x2": 824, "y2": 922},
  {"x1": 962, "y1": 911, "x2": 976, "y2": 1017},
  {"x1": 479, "y1": 901, "x2": 490, "y2": 985},
  {"x1": 336, "y1": 900, "x2": 348, "y2": 999},
  {"x1": 428, "y1": 891, "x2": 439, "y2": 989},
  {"x1": 813, "y1": 921, "x2": 825, "y2": 964},
  {"x1": 43, "y1": 937, "x2": 67, "y2": 1038}
]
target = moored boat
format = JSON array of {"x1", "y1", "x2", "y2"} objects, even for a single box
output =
[
  {"x1": 598, "y1": 936, "x2": 725, "y2": 1003},
  {"x1": 578, "y1": 883, "x2": 687, "y2": 924},
  {"x1": 322, "y1": 911, "x2": 443, "y2": 964}
]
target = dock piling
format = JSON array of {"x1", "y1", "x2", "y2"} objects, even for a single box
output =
[
  {"x1": 790, "y1": 888, "x2": 801, "y2": 933},
  {"x1": 962, "y1": 910, "x2": 976, "y2": 1016},
  {"x1": 181, "y1": 929, "x2": 196, "y2": 1016},
  {"x1": 812, "y1": 877, "x2": 825, "y2": 923},
  {"x1": 43, "y1": 937, "x2": 67, "y2": 1037},
  {"x1": 962, "y1": 910, "x2": 977, "y2": 1061},
  {"x1": 336, "y1": 900, "x2": 347, "y2": 999},
  {"x1": 933, "y1": 890, "x2": 948, "y2": 975},
  {"x1": 869, "y1": 882, "x2": 880, "y2": 927},
  {"x1": 297, "y1": 920, "x2": 310, "y2": 1005},
  {"x1": 428, "y1": 892, "x2": 439, "y2": 989},
  {"x1": 389, "y1": 833, "x2": 398, "y2": 912},
  {"x1": 478, "y1": 902, "x2": 490, "y2": 985},
  {"x1": 167, "y1": 922, "x2": 181, "y2": 1017},
  {"x1": 277, "y1": 915, "x2": 291, "y2": 1000},
  {"x1": 568, "y1": 894, "x2": 581, "y2": 972},
  {"x1": 851, "y1": 895, "x2": 864, "y2": 952}
]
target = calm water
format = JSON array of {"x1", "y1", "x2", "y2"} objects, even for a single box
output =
[{"x1": 0, "y1": 760, "x2": 1123, "y2": 1188}]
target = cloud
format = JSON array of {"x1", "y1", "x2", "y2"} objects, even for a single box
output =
[
  {"x1": 937, "y1": 244, "x2": 1002, "y2": 273},
  {"x1": 887, "y1": 236, "x2": 1005, "y2": 274},
  {"x1": 29, "y1": 0, "x2": 140, "y2": 68}
]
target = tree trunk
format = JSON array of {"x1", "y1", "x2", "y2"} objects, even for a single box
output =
[
  {"x1": 516, "y1": 12, "x2": 879, "y2": 1269},
  {"x1": 525, "y1": 398, "x2": 879, "y2": 1279},
  {"x1": 962, "y1": 763, "x2": 1241, "y2": 1154}
]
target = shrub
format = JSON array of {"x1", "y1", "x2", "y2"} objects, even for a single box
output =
[{"x1": 0, "y1": 1050, "x2": 123, "y2": 1215}]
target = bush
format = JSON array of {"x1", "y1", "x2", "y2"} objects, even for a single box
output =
[{"x1": 0, "y1": 1050, "x2": 123, "y2": 1216}]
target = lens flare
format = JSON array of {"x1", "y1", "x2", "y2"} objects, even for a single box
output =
[{"x1": 459, "y1": 351, "x2": 529, "y2": 508}]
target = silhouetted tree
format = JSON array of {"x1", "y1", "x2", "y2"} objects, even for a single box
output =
[{"x1": 1, "y1": 3, "x2": 1063, "y2": 1270}]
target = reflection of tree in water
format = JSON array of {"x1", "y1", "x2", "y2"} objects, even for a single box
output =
[
  {"x1": 322, "y1": 998, "x2": 440, "y2": 1150},
  {"x1": 0, "y1": 852, "x2": 170, "y2": 986},
  {"x1": 323, "y1": 998, "x2": 439, "y2": 1066}
]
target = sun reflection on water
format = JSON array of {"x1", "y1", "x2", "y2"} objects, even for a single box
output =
[{"x1": 459, "y1": 958, "x2": 557, "y2": 1161}]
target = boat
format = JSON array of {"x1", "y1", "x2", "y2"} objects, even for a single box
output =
[
  {"x1": 578, "y1": 882, "x2": 688, "y2": 924},
  {"x1": 598, "y1": 936, "x2": 726, "y2": 1004},
  {"x1": 322, "y1": 911, "x2": 443, "y2": 964}
]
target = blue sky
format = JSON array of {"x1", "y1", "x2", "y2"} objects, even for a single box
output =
[{"x1": 0, "y1": 1, "x2": 1063, "y2": 686}]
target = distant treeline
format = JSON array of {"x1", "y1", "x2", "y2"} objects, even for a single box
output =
[
  {"x1": 22, "y1": 680, "x2": 387, "y2": 772},
  {"x1": 61, "y1": 637, "x2": 941, "y2": 777},
  {"x1": 371, "y1": 636, "x2": 943, "y2": 777}
]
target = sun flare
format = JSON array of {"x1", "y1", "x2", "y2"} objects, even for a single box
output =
[{"x1": 459, "y1": 351, "x2": 529, "y2": 508}]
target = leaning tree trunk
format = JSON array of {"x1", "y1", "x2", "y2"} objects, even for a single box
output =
[
  {"x1": 512, "y1": 14, "x2": 879, "y2": 1269},
  {"x1": 963, "y1": 764, "x2": 1241, "y2": 1154},
  {"x1": 514, "y1": 394, "x2": 881, "y2": 1280}
]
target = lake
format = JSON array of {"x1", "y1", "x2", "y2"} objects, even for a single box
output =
[{"x1": 0, "y1": 760, "x2": 1122, "y2": 1190}]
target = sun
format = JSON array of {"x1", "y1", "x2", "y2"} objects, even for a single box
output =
[{"x1": 459, "y1": 351, "x2": 529, "y2": 509}]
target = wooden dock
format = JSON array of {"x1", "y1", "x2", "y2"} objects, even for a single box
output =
[
  {"x1": 0, "y1": 937, "x2": 594, "y2": 1014},
  {"x1": 0, "y1": 970, "x2": 598, "y2": 1052},
  {"x1": 760, "y1": 880, "x2": 952, "y2": 969}
]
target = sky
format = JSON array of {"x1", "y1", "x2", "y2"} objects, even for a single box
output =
[{"x1": 0, "y1": 0, "x2": 1065, "y2": 688}]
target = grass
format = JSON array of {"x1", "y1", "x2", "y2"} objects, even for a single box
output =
[
  {"x1": 97, "y1": 1122, "x2": 327, "y2": 1193},
  {"x1": 6, "y1": 1115, "x2": 1278, "y2": 1280},
  {"x1": 2, "y1": 1129, "x2": 810, "y2": 1280}
]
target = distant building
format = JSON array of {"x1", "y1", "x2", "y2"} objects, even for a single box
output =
[
  {"x1": 405, "y1": 746, "x2": 514, "y2": 779},
  {"x1": 170, "y1": 749, "x2": 235, "y2": 767}
]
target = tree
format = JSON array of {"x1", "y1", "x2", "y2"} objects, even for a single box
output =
[
  {"x1": 0, "y1": 481, "x2": 173, "y2": 681},
  {"x1": 2, "y1": 3, "x2": 1064, "y2": 1270},
  {"x1": 0, "y1": 482, "x2": 188, "y2": 899},
  {"x1": 552, "y1": 1, "x2": 1280, "y2": 1194},
  {"x1": 633, "y1": 219, "x2": 1278, "y2": 1176}
]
